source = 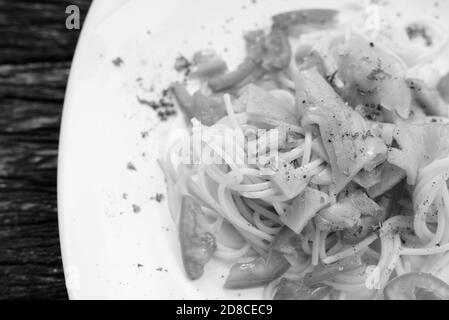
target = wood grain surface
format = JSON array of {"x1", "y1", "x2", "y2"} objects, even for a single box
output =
[{"x1": 0, "y1": 0, "x2": 92, "y2": 299}]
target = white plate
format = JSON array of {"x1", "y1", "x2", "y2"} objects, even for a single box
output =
[{"x1": 59, "y1": 0, "x2": 449, "y2": 299}]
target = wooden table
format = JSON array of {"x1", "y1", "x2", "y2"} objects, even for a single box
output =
[{"x1": 0, "y1": 0, "x2": 92, "y2": 299}]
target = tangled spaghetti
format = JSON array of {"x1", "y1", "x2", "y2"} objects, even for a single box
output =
[{"x1": 159, "y1": 4, "x2": 449, "y2": 300}]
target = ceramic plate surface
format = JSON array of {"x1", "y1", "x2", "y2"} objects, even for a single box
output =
[{"x1": 59, "y1": 0, "x2": 449, "y2": 299}]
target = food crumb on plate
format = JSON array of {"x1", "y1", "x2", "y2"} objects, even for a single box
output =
[
  {"x1": 136, "y1": 92, "x2": 177, "y2": 121},
  {"x1": 112, "y1": 57, "x2": 124, "y2": 67},
  {"x1": 132, "y1": 204, "x2": 141, "y2": 214},
  {"x1": 150, "y1": 193, "x2": 165, "y2": 202},
  {"x1": 126, "y1": 162, "x2": 137, "y2": 171},
  {"x1": 140, "y1": 131, "x2": 149, "y2": 139},
  {"x1": 174, "y1": 55, "x2": 192, "y2": 75}
]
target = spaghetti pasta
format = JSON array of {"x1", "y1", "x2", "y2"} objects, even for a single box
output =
[{"x1": 159, "y1": 3, "x2": 449, "y2": 300}]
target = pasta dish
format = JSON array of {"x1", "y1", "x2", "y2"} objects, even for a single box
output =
[{"x1": 158, "y1": 5, "x2": 449, "y2": 299}]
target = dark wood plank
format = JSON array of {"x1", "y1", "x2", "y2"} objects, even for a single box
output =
[
  {"x1": 0, "y1": 62, "x2": 70, "y2": 101},
  {"x1": 0, "y1": 0, "x2": 92, "y2": 299},
  {"x1": 0, "y1": 0, "x2": 91, "y2": 64},
  {"x1": 0, "y1": 98, "x2": 62, "y2": 133}
]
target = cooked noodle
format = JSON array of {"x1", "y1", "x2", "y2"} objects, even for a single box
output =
[{"x1": 159, "y1": 3, "x2": 449, "y2": 300}]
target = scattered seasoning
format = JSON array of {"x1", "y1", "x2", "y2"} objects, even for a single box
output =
[
  {"x1": 132, "y1": 204, "x2": 141, "y2": 214},
  {"x1": 361, "y1": 130, "x2": 373, "y2": 140},
  {"x1": 122, "y1": 193, "x2": 128, "y2": 200},
  {"x1": 174, "y1": 55, "x2": 192, "y2": 75},
  {"x1": 150, "y1": 193, "x2": 165, "y2": 203},
  {"x1": 136, "y1": 96, "x2": 161, "y2": 110},
  {"x1": 351, "y1": 132, "x2": 360, "y2": 139},
  {"x1": 137, "y1": 264, "x2": 144, "y2": 268},
  {"x1": 408, "y1": 80, "x2": 420, "y2": 91},
  {"x1": 369, "y1": 42, "x2": 375, "y2": 47},
  {"x1": 141, "y1": 131, "x2": 149, "y2": 139},
  {"x1": 127, "y1": 162, "x2": 137, "y2": 171},
  {"x1": 156, "y1": 267, "x2": 163, "y2": 272},
  {"x1": 112, "y1": 57, "x2": 124, "y2": 67},
  {"x1": 136, "y1": 89, "x2": 177, "y2": 121},
  {"x1": 406, "y1": 24, "x2": 433, "y2": 46},
  {"x1": 355, "y1": 103, "x2": 382, "y2": 121},
  {"x1": 367, "y1": 63, "x2": 392, "y2": 81}
]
